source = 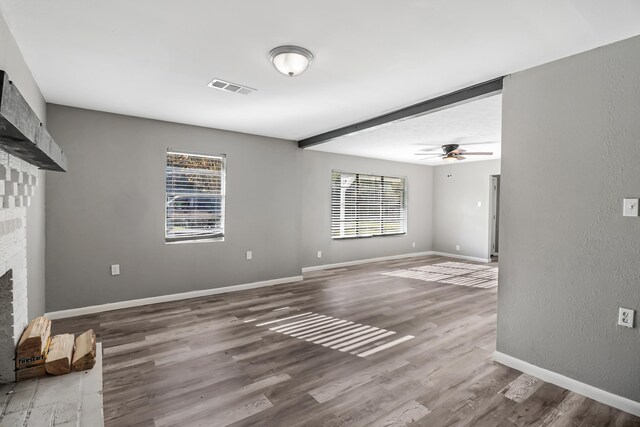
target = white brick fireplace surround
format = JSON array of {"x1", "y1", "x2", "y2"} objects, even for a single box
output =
[{"x1": 0, "y1": 150, "x2": 38, "y2": 383}]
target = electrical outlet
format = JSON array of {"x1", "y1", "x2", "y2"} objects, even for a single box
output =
[
  {"x1": 110, "y1": 264, "x2": 120, "y2": 276},
  {"x1": 623, "y1": 198, "x2": 639, "y2": 217},
  {"x1": 412, "y1": 242, "x2": 416, "y2": 248},
  {"x1": 317, "y1": 251, "x2": 322, "y2": 258},
  {"x1": 246, "y1": 251, "x2": 252, "y2": 260},
  {"x1": 618, "y1": 307, "x2": 635, "y2": 328},
  {"x1": 455, "y1": 245, "x2": 460, "y2": 251}
]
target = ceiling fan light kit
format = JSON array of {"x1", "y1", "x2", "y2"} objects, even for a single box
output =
[
  {"x1": 443, "y1": 155, "x2": 458, "y2": 163},
  {"x1": 269, "y1": 45, "x2": 314, "y2": 77}
]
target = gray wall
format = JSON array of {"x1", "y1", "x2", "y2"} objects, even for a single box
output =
[
  {"x1": 45, "y1": 105, "x2": 301, "y2": 312},
  {"x1": 498, "y1": 35, "x2": 640, "y2": 401},
  {"x1": 432, "y1": 160, "x2": 500, "y2": 261},
  {"x1": 301, "y1": 151, "x2": 432, "y2": 268},
  {"x1": 0, "y1": 11, "x2": 47, "y2": 319},
  {"x1": 45, "y1": 105, "x2": 437, "y2": 310}
]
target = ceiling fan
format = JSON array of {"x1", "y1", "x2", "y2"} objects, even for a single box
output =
[{"x1": 415, "y1": 142, "x2": 494, "y2": 162}]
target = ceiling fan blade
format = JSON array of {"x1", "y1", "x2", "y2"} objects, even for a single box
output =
[
  {"x1": 414, "y1": 154, "x2": 442, "y2": 158},
  {"x1": 451, "y1": 149, "x2": 465, "y2": 154},
  {"x1": 461, "y1": 152, "x2": 494, "y2": 155},
  {"x1": 457, "y1": 141, "x2": 498, "y2": 146},
  {"x1": 456, "y1": 156, "x2": 466, "y2": 160}
]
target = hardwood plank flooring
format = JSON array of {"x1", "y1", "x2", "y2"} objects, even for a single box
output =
[
  {"x1": 51, "y1": 256, "x2": 640, "y2": 426},
  {"x1": 500, "y1": 374, "x2": 544, "y2": 403}
]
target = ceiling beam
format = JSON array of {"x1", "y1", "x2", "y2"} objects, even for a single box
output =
[
  {"x1": 0, "y1": 71, "x2": 67, "y2": 171},
  {"x1": 298, "y1": 77, "x2": 503, "y2": 148}
]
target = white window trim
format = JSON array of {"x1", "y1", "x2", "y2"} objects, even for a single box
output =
[
  {"x1": 330, "y1": 170, "x2": 408, "y2": 240},
  {"x1": 164, "y1": 149, "x2": 226, "y2": 244}
]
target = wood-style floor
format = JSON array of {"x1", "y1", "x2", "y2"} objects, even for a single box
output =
[{"x1": 52, "y1": 256, "x2": 640, "y2": 426}]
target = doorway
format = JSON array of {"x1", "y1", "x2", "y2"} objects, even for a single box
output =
[{"x1": 489, "y1": 175, "x2": 500, "y2": 258}]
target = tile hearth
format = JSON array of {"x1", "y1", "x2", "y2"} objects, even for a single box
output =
[{"x1": 0, "y1": 343, "x2": 103, "y2": 426}]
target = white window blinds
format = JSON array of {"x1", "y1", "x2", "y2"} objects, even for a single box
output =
[
  {"x1": 165, "y1": 150, "x2": 225, "y2": 242},
  {"x1": 331, "y1": 170, "x2": 407, "y2": 239}
]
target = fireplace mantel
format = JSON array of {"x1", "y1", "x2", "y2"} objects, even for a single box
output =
[{"x1": 0, "y1": 70, "x2": 67, "y2": 172}]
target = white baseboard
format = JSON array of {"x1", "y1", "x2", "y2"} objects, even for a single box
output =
[
  {"x1": 493, "y1": 351, "x2": 640, "y2": 417},
  {"x1": 301, "y1": 251, "x2": 436, "y2": 273},
  {"x1": 46, "y1": 275, "x2": 304, "y2": 320},
  {"x1": 430, "y1": 251, "x2": 491, "y2": 263}
]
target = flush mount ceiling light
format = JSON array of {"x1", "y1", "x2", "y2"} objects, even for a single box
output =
[{"x1": 268, "y1": 45, "x2": 314, "y2": 77}]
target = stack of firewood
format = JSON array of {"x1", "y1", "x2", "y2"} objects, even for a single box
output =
[{"x1": 15, "y1": 316, "x2": 97, "y2": 381}]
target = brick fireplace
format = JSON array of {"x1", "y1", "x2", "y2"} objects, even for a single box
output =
[{"x1": 0, "y1": 150, "x2": 38, "y2": 383}]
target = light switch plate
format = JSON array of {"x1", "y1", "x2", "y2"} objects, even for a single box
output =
[
  {"x1": 317, "y1": 251, "x2": 322, "y2": 258},
  {"x1": 246, "y1": 251, "x2": 252, "y2": 260},
  {"x1": 618, "y1": 307, "x2": 635, "y2": 328},
  {"x1": 623, "y1": 198, "x2": 639, "y2": 217},
  {"x1": 110, "y1": 264, "x2": 120, "y2": 276}
]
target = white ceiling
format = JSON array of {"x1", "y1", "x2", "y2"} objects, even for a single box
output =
[
  {"x1": 310, "y1": 95, "x2": 501, "y2": 165},
  {"x1": 1, "y1": 0, "x2": 640, "y2": 142}
]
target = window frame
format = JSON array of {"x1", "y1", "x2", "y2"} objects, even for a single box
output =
[
  {"x1": 164, "y1": 148, "x2": 226, "y2": 244},
  {"x1": 330, "y1": 169, "x2": 408, "y2": 240}
]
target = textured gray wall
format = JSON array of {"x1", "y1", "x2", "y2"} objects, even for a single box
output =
[
  {"x1": 498, "y1": 35, "x2": 640, "y2": 401},
  {"x1": 0, "y1": 11, "x2": 47, "y2": 319},
  {"x1": 432, "y1": 160, "x2": 500, "y2": 260},
  {"x1": 45, "y1": 105, "x2": 302, "y2": 312},
  {"x1": 300, "y1": 151, "x2": 432, "y2": 268}
]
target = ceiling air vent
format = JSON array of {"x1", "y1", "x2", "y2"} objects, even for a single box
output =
[{"x1": 207, "y1": 78, "x2": 256, "y2": 95}]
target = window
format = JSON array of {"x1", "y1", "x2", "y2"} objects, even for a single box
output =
[
  {"x1": 331, "y1": 170, "x2": 407, "y2": 239},
  {"x1": 165, "y1": 150, "x2": 225, "y2": 243}
]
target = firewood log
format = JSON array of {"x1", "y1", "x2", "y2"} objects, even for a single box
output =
[
  {"x1": 16, "y1": 316, "x2": 51, "y2": 366},
  {"x1": 45, "y1": 334, "x2": 75, "y2": 375},
  {"x1": 72, "y1": 329, "x2": 96, "y2": 371}
]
